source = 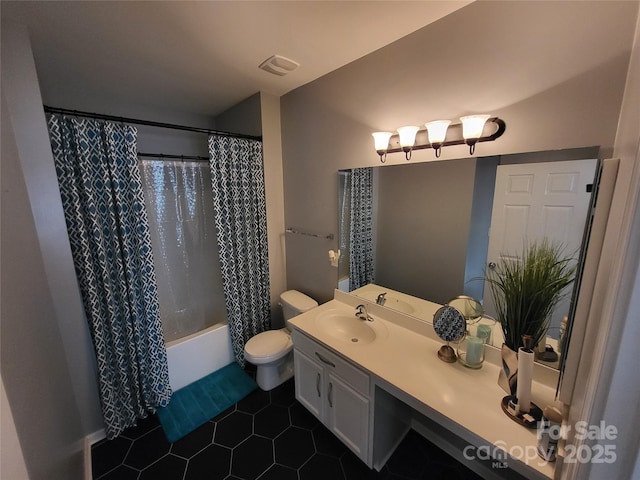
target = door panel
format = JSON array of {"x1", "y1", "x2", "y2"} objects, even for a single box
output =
[
  {"x1": 294, "y1": 349, "x2": 324, "y2": 420},
  {"x1": 501, "y1": 205, "x2": 530, "y2": 248},
  {"x1": 326, "y1": 373, "x2": 369, "y2": 461},
  {"x1": 484, "y1": 159, "x2": 597, "y2": 340}
]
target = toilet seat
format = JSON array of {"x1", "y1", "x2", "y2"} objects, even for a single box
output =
[{"x1": 244, "y1": 329, "x2": 293, "y2": 364}]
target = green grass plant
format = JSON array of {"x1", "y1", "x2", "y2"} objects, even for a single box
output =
[{"x1": 485, "y1": 239, "x2": 576, "y2": 351}]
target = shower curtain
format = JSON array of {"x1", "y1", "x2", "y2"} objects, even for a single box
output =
[
  {"x1": 349, "y1": 167, "x2": 375, "y2": 290},
  {"x1": 338, "y1": 171, "x2": 352, "y2": 286},
  {"x1": 208, "y1": 135, "x2": 271, "y2": 366},
  {"x1": 139, "y1": 159, "x2": 226, "y2": 343},
  {"x1": 47, "y1": 114, "x2": 171, "y2": 439}
]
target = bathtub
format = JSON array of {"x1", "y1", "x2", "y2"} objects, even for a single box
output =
[{"x1": 165, "y1": 322, "x2": 234, "y2": 391}]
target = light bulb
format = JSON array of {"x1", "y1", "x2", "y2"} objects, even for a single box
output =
[
  {"x1": 397, "y1": 126, "x2": 419, "y2": 160},
  {"x1": 425, "y1": 120, "x2": 451, "y2": 157},
  {"x1": 371, "y1": 131, "x2": 393, "y2": 162},
  {"x1": 460, "y1": 115, "x2": 491, "y2": 155}
]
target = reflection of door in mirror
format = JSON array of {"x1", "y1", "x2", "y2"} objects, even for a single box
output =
[{"x1": 483, "y1": 159, "x2": 598, "y2": 345}]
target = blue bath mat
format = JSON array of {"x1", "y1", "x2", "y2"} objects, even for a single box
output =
[{"x1": 156, "y1": 362, "x2": 257, "y2": 442}]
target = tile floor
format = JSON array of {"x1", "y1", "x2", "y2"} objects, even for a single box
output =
[{"x1": 92, "y1": 377, "x2": 485, "y2": 480}]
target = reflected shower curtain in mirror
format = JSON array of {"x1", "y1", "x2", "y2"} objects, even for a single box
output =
[
  {"x1": 47, "y1": 114, "x2": 172, "y2": 439},
  {"x1": 208, "y1": 135, "x2": 270, "y2": 365},
  {"x1": 338, "y1": 171, "x2": 352, "y2": 287},
  {"x1": 349, "y1": 168, "x2": 375, "y2": 290}
]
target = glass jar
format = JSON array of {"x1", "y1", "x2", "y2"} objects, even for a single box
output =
[{"x1": 457, "y1": 333, "x2": 485, "y2": 369}]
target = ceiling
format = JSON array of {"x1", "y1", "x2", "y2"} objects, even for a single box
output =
[{"x1": 3, "y1": 1, "x2": 471, "y2": 119}]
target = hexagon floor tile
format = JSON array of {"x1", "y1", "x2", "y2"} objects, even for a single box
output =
[{"x1": 92, "y1": 375, "x2": 485, "y2": 480}]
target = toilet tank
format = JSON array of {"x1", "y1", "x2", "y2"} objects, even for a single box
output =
[{"x1": 280, "y1": 290, "x2": 318, "y2": 325}]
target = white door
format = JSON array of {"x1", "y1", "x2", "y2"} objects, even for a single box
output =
[{"x1": 483, "y1": 159, "x2": 597, "y2": 341}]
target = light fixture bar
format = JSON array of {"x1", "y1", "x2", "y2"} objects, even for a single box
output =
[{"x1": 383, "y1": 117, "x2": 505, "y2": 155}]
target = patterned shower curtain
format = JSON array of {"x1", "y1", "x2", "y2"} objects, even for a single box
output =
[
  {"x1": 47, "y1": 114, "x2": 172, "y2": 439},
  {"x1": 349, "y1": 167, "x2": 375, "y2": 290},
  {"x1": 208, "y1": 135, "x2": 271, "y2": 366}
]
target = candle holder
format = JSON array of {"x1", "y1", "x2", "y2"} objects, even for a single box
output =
[
  {"x1": 456, "y1": 333, "x2": 485, "y2": 369},
  {"x1": 476, "y1": 324, "x2": 493, "y2": 344}
]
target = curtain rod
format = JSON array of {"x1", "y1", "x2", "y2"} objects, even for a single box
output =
[
  {"x1": 137, "y1": 152, "x2": 209, "y2": 162},
  {"x1": 43, "y1": 105, "x2": 262, "y2": 142}
]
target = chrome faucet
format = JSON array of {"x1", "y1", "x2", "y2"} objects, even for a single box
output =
[
  {"x1": 376, "y1": 292, "x2": 387, "y2": 306},
  {"x1": 355, "y1": 304, "x2": 373, "y2": 322}
]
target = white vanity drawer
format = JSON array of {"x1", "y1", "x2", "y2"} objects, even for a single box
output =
[{"x1": 292, "y1": 329, "x2": 370, "y2": 396}]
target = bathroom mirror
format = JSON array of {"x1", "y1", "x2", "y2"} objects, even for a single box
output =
[{"x1": 337, "y1": 148, "x2": 600, "y2": 370}]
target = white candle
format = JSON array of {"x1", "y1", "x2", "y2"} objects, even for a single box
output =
[{"x1": 465, "y1": 336, "x2": 484, "y2": 365}]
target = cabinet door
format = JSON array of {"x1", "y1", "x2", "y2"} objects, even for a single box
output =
[
  {"x1": 326, "y1": 372, "x2": 370, "y2": 461},
  {"x1": 294, "y1": 349, "x2": 324, "y2": 420}
]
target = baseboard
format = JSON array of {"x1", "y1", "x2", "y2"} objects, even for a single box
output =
[{"x1": 84, "y1": 429, "x2": 106, "y2": 480}]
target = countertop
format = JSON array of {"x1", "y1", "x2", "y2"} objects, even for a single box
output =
[{"x1": 289, "y1": 290, "x2": 559, "y2": 479}]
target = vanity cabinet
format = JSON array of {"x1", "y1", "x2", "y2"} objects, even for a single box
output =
[
  {"x1": 289, "y1": 295, "x2": 559, "y2": 480},
  {"x1": 292, "y1": 330, "x2": 370, "y2": 463}
]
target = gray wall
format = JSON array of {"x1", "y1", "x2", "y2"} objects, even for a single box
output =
[
  {"x1": 1, "y1": 378, "x2": 29, "y2": 479},
  {"x1": 281, "y1": 1, "x2": 637, "y2": 304},
  {"x1": 1, "y1": 24, "x2": 86, "y2": 479},
  {"x1": 215, "y1": 93, "x2": 262, "y2": 137},
  {"x1": 376, "y1": 159, "x2": 475, "y2": 304}
]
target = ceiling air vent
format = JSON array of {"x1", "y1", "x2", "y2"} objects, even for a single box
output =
[{"x1": 258, "y1": 55, "x2": 300, "y2": 76}]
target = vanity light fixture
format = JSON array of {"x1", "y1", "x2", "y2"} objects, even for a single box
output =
[
  {"x1": 371, "y1": 116, "x2": 505, "y2": 162},
  {"x1": 425, "y1": 120, "x2": 451, "y2": 158},
  {"x1": 397, "y1": 126, "x2": 419, "y2": 160},
  {"x1": 371, "y1": 131, "x2": 393, "y2": 163},
  {"x1": 460, "y1": 114, "x2": 492, "y2": 155}
]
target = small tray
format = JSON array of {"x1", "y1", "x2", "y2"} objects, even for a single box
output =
[{"x1": 500, "y1": 395, "x2": 542, "y2": 429}]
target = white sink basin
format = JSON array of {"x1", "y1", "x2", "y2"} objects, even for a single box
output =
[{"x1": 315, "y1": 309, "x2": 387, "y2": 345}]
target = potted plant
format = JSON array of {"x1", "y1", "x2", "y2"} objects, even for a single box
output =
[
  {"x1": 486, "y1": 238, "x2": 577, "y2": 351},
  {"x1": 484, "y1": 239, "x2": 576, "y2": 424}
]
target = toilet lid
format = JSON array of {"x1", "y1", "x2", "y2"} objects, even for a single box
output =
[{"x1": 245, "y1": 330, "x2": 292, "y2": 359}]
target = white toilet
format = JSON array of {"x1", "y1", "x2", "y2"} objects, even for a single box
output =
[{"x1": 244, "y1": 290, "x2": 318, "y2": 391}]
